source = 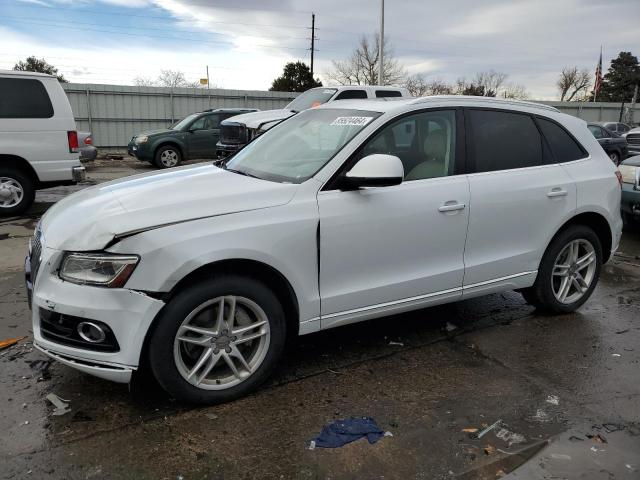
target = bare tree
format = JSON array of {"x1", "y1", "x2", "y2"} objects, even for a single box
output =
[
  {"x1": 133, "y1": 76, "x2": 156, "y2": 87},
  {"x1": 473, "y1": 70, "x2": 508, "y2": 97},
  {"x1": 326, "y1": 33, "x2": 406, "y2": 86},
  {"x1": 500, "y1": 83, "x2": 529, "y2": 100},
  {"x1": 404, "y1": 74, "x2": 454, "y2": 96},
  {"x1": 557, "y1": 67, "x2": 591, "y2": 101}
]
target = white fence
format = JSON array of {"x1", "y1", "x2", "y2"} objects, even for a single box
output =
[
  {"x1": 61, "y1": 83, "x2": 639, "y2": 149},
  {"x1": 62, "y1": 83, "x2": 297, "y2": 148}
]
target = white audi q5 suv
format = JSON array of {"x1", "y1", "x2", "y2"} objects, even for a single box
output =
[{"x1": 26, "y1": 96, "x2": 623, "y2": 404}]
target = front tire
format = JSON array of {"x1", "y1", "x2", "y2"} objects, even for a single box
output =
[
  {"x1": 148, "y1": 276, "x2": 286, "y2": 404},
  {"x1": 0, "y1": 169, "x2": 35, "y2": 216},
  {"x1": 609, "y1": 152, "x2": 620, "y2": 165},
  {"x1": 154, "y1": 145, "x2": 182, "y2": 169},
  {"x1": 521, "y1": 225, "x2": 602, "y2": 314}
]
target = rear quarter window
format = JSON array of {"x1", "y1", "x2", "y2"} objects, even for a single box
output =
[
  {"x1": 376, "y1": 90, "x2": 403, "y2": 98},
  {"x1": 0, "y1": 78, "x2": 54, "y2": 118},
  {"x1": 537, "y1": 118, "x2": 587, "y2": 163},
  {"x1": 335, "y1": 90, "x2": 368, "y2": 100}
]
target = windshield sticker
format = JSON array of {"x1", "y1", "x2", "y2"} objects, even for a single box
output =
[{"x1": 330, "y1": 116, "x2": 374, "y2": 127}]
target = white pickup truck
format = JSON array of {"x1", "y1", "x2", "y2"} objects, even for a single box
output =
[{"x1": 0, "y1": 70, "x2": 85, "y2": 215}]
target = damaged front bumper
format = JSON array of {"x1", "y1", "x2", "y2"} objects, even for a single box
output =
[{"x1": 28, "y1": 246, "x2": 165, "y2": 383}]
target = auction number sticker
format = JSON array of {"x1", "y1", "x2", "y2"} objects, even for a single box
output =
[{"x1": 330, "y1": 116, "x2": 374, "y2": 126}]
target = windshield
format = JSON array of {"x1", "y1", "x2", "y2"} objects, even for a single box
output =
[
  {"x1": 171, "y1": 113, "x2": 199, "y2": 130},
  {"x1": 286, "y1": 88, "x2": 337, "y2": 112},
  {"x1": 225, "y1": 108, "x2": 381, "y2": 183}
]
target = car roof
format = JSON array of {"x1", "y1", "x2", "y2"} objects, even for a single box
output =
[
  {"x1": 315, "y1": 95, "x2": 560, "y2": 115},
  {"x1": 0, "y1": 69, "x2": 55, "y2": 78},
  {"x1": 309, "y1": 85, "x2": 408, "y2": 93}
]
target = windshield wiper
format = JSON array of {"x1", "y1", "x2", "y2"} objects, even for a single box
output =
[{"x1": 224, "y1": 167, "x2": 261, "y2": 179}]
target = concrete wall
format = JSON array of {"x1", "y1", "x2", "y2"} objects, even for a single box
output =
[
  {"x1": 539, "y1": 101, "x2": 639, "y2": 123},
  {"x1": 62, "y1": 83, "x2": 297, "y2": 148}
]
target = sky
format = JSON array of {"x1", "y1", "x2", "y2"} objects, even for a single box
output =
[{"x1": 0, "y1": 0, "x2": 638, "y2": 100}]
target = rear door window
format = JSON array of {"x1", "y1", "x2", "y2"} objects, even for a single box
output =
[
  {"x1": 537, "y1": 118, "x2": 587, "y2": 163},
  {"x1": 0, "y1": 78, "x2": 54, "y2": 118},
  {"x1": 335, "y1": 90, "x2": 368, "y2": 100},
  {"x1": 467, "y1": 109, "x2": 543, "y2": 172}
]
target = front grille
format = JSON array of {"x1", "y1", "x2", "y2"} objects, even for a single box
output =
[
  {"x1": 221, "y1": 124, "x2": 246, "y2": 144},
  {"x1": 30, "y1": 229, "x2": 42, "y2": 283},
  {"x1": 40, "y1": 309, "x2": 120, "y2": 352},
  {"x1": 627, "y1": 134, "x2": 640, "y2": 145}
]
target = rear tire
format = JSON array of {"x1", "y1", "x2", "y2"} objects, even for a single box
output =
[
  {"x1": 609, "y1": 152, "x2": 620, "y2": 165},
  {"x1": 148, "y1": 276, "x2": 286, "y2": 404},
  {"x1": 154, "y1": 145, "x2": 182, "y2": 169},
  {"x1": 0, "y1": 168, "x2": 35, "y2": 216},
  {"x1": 521, "y1": 225, "x2": 602, "y2": 314}
]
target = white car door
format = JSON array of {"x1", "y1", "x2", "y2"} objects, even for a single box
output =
[
  {"x1": 317, "y1": 109, "x2": 470, "y2": 329},
  {"x1": 462, "y1": 109, "x2": 579, "y2": 293}
]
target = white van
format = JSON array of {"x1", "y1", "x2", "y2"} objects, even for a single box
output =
[{"x1": 0, "y1": 70, "x2": 85, "y2": 215}]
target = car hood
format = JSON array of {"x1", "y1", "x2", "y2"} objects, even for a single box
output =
[
  {"x1": 223, "y1": 109, "x2": 294, "y2": 130},
  {"x1": 134, "y1": 128, "x2": 174, "y2": 138},
  {"x1": 622, "y1": 155, "x2": 640, "y2": 167},
  {"x1": 40, "y1": 164, "x2": 298, "y2": 251}
]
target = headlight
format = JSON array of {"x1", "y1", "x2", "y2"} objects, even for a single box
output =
[
  {"x1": 59, "y1": 253, "x2": 139, "y2": 288},
  {"x1": 135, "y1": 135, "x2": 149, "y2": 144},
  {"x1": 619, "y1": 165, "x2": 640, "y2": 187}
]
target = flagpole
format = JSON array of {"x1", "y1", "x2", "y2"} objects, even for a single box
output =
[{"x1": 594, "y1": 45, "x2": 602, "y2": 103}]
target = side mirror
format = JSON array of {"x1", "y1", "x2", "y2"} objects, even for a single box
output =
[{"x1": 341, "y1": 154, "x2": 404, "y2": 190}]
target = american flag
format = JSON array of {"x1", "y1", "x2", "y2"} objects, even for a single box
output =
[{"x1": 593, "y1": 47, "x2": 603, "y2": 100}]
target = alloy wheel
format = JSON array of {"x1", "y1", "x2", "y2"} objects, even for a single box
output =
[
  {"x1": 551, "y1": 239, "x2": 597, "y2": 304},
  {"x1": 0, "y1": 177, "x2": 24, "y2": 209},
  {"x1": 160, "y1": 149, "x2": 179, "y2": 167},
  {"x1": 173, "y1": 295, "x2": 271, "y2": 390}
]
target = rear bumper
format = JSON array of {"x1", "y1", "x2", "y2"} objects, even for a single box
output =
[
  {"x1": 80, "y1": 146, "x2": 97, "y2": 162},
  {"x1": 621, "y1": 184, "x2": 640, "y2": 216},
  {"x1": 216, "y1": 142, "x2": 243, "y2": 159}
]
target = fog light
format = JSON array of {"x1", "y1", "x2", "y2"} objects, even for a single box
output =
[{"x1": 77, "y1": 321, "x2": 107, "y2": 343}]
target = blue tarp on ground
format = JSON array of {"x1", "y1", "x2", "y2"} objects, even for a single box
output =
[{"x1": 310, "y1": 417, "x2": 386, "y2": 448}]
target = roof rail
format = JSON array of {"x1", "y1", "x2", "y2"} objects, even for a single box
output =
[{"x1": 410, "y1": 95, "x2": 560, "y2": 113}]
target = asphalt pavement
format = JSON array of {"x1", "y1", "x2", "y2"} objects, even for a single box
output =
[{"x1": 1, "y1": 157, "x2": 639, "y2": 479}]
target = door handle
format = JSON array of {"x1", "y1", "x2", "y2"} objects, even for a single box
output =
[
  {"x1": 438, "y1": 202, "x2": 466, "y2": 213},
  {"x1": 547, "y1": 188, "x2": 568, "y2": 198}
]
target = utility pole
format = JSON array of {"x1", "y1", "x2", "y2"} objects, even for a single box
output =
[
  {"x1": 206, "y1": 65, "x2": 209, "y2": 90},
  {"x1": 378, "y1": 0, "x2": 384, "y2": 86},
  {"x1": 310, "y1": 13, "x2": 316, "y2": 79},
  {"x1": 630, "y1": 84, "x2": 638, "y2": 125}
]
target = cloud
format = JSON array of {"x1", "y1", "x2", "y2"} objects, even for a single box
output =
[{"x1": 16, "y1": 0, "x2": 52, "y2": 6}]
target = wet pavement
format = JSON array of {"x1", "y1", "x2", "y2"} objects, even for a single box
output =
[{"x1": 1, "y1": 158, "x2": 639, "y2": 479}]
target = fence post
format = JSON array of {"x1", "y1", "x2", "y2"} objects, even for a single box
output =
[
  {"x1": 170, "y1": 91, "x2": 175, "y2": 123},
  {"x1": 577, "y1": 104, "x2": 583, "y2": 119},
  {"x1": 85, "y1": 88, "x2": 93, "y2": 134}
]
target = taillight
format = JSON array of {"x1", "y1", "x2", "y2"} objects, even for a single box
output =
[
  {"x1": 84, "y1": 136, "x2": 92, "y2": 145},
  {"x1": 67, "y1": 131, "x2": 79, "y2": 153},
  {"x1": 615, "y1": 170, "x2": 623, "y2": 188}
]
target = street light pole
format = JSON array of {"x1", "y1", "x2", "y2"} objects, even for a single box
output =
[{"x1": 378, "y1": 0, "x2": 384, "y2": 86}]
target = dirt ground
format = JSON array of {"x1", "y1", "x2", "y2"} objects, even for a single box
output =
[{"x1": 1, "y1": 157, "x2": 639, "y2": 479}]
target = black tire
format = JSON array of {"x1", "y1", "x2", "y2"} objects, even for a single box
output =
[
  {"x1": 0, "y1": 168, "x2": 35, "y2": 216},
  {"x1": 521, "y1": 225, "x2": 602, "y2": 314},
  {"x1": 153, "y1": 145, "x2": 182, "y2": 169},
  {"x1": 609, "y1": 151, "x2": 620, "y2": 165},
  {"x1": 148, "y1": 276, "x2": 287, "y2": 404}
]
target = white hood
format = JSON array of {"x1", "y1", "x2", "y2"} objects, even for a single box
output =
[
  {"x1": 41, "y1": 164, "x2": 298, "y2": 250},
  {"x1": 225, "y1": 109, "x2": 294, "y2": 130}
]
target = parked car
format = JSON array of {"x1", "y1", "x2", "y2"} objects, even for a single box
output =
[
  {"x1": 623, "y1": 126, "x2": 640, "y2": 157},
  {"x1": 619, "y1": 155, "x2": 640, "y2": 227},
  {"x1": 27, "y1": 96, "x2": 622, "y2": 404},
  {"x1": 0, "y1": 70, "x2": 85, "y2": 215},
  {"x1": 596, "y1": 121, "x2": 632, "y2": 135},
  {"x1": 128, "y1": 108, "x2": 258, "y2": 169},
  {"x1": 78, "y1": 132, "x2": 97, "y2": 162},
  {"x1": 587, "y1": 123, "x2": 628, "y2": 164},
  {"x1": 216, "y1": 85, "x2": 410, "y2": 159}
]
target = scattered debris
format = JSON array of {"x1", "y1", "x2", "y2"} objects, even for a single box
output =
[
  {"x1": 445, "y1": 322, "x2": 458, "y2": 332},
  {"x1": 23, "y1": 420, "x2": 29, "y2": 425},
  {"x1": 616, "y1": 328, "x2": 630, "y2": 334},
  {"x1": 477, "y1": 419, "x2": 501, "y2": 439},
  {"x1": 568, "y1": 435, "x2": 584, "y2": 442},
  {"x1": 46, "y1": 393, "x2": 71, "y2": 416},
  {"x1": 484, "y1": 444, "x2": 496, "y2": 455},
  {"x1": 602, "y1": 423, "x2": 624, "y2": 433},
  {"x1": 28, "y1": 359, "x2": 53, "y2": 381},
  {"x1": 309, "y1": 417, "x2": 390, "y2": 449},
  {"x1": 388, "y1": 341, "x2": 404, "y2": 346},
  {"x1": 551, "y1": 453, "x2": 572, "y2": 460},
  {"x1": 546, "y1": 395, "x2": 559, "y2": 405},
  {"x1": 462, "y1": 427, "x2": 479, "y2": 433},
  {"x1": 612, "y1": 353, "x2": 621, "y2": 357},
  {"x1": 530, "y1": 409, "x2": 550, "y2": 423},
  {"x1": 204, "y1": 413, "x2": 219, "y2": 420},
  {"x1": 586, "y1": 433, "x2": 607, "y2": 444},
  {"x1": 496, "y1": 427, "x2": 526, "y2": 446},
  {"x1": 0, "y1": 336, "x2": 27, "y2": 350},
  {"x1": 327, "y1": 368, "x2": 342, "y2": 375}
]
